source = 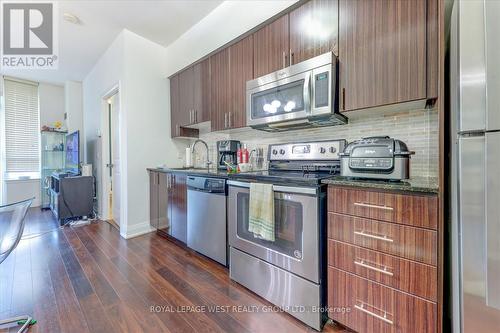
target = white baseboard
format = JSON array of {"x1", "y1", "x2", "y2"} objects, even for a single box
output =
[{"x1": 120, "y1": 220, "x2": 155, "y2": 239}]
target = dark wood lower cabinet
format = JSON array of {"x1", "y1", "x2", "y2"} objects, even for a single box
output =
[
  {"x1": 148, "y1": 170, "x2": 187, "y2": 241},
  {"x1": 328, "y1": 268, "x2": 436, "y2": 333}
]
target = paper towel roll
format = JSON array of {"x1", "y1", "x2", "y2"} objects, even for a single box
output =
[
  {"x1": 185, "y1": 148, "x2": 193, "y2": 167},
  {"x1": 81, "y1": 164, "x2": 93, "y2": 176}
]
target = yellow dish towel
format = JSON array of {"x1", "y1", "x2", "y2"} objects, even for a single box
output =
[{"x1": 248, "y1": 183, "x2": 275, "y2": 242}]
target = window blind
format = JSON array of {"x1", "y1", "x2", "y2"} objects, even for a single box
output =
[{"x1": 3, "y1": 78, "x2": 40, "y2": 175}]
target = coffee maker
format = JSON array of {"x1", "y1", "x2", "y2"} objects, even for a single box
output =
[{"x1": 217, "y1": 140, "x2": 240, "y2": 170}]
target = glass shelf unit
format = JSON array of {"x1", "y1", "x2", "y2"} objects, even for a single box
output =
[{"x1": 41, "y1": 130, "x2": 67, "y2": 209}]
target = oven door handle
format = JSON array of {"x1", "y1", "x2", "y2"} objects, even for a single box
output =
[{"x1": 227, "y1": 180, "x2": 317, "y2": 195}]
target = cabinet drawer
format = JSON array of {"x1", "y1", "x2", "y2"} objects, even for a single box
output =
[
  {"x1": 328, "y1": 187, "x2": 438, "y2": 229},
  {"x1": 328, "y1": 213, "x2": 437, "y2": 265},
  {"x1": 328, "y1": 240, "x2": 437, "y2": 301},
  {"x1": 328, "y1": 268, "x2": 436, "y2": 333}
]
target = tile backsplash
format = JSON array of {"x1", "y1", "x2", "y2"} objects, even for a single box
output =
[{"x1": 188, "y1": 107, "x2": 439, "y2": 178}]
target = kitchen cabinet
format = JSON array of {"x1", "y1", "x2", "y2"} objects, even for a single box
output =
[
  {"x1": 168, "y1": 172, "x2": 187, "y2": 243},
  {"x1": 148, "y1": 170, "x2": 169, "y2": 236},
  {"x1": 338, "y1": 0, "x2": 427, "y2": 112},
  {"x1": 210, "y1": 48, "x2": 230, "y2": 131},
  {"x1": 170, "y1": 73, "x2": 199, "y2": 138},
  {"x1": 289, "y1": 0, "x2": 339, "y2": 64},
  {"x1": 253, "y1": 15, "x2": 289, "y2": 78},
  {"x1": 228, "y1": 35, "x2": 253, "y2": 129},
  {"x1": 193, "y1": 58, "x2": 211, "y2": 123},
  {"x1": 327, "y1": 185, "x2": 440, "y2": 333}
]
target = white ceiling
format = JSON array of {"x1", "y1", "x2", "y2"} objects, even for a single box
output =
[{"x1": 0, "y1": 0, "x2": 222, "y2": 85}]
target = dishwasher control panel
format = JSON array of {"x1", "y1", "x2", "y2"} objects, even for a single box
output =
[{"x1": 187, "y1": 176, "x2": 226, "y2": 193}]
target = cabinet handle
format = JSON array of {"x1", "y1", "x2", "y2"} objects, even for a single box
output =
[
  {"x1": 289, "y1": 49, "x2": 293, "y2": 66},
  {"x1": 354, "y1": 259, "x2": 393, "y2": 276},
  {"x1": 224, "y1": 113, "x2": 228, "y2": 128},
  {"x1": 177, "y1": 124, "x2": 180, "y2": 137},
  {"x1": 282, "y1": 51, "x2": 286, "y2": 68},
  {"x1": 354, "y1": 302, "x2": 393, "y2": 325},
  {"x1": 342, "y1": 88, "x2": 346, "y2": 110},
  {"x1": 354, "y1": 230, "x2": 394, "y2": 243},
  {"x1": 228, "y1": 112, "x2": 232, "y2": 128},
  {"x1": 191, "y1": 110, "x2": 194, "y2": 123},
  {"x1": 353, "y1": 202, "x2": 394, "y2": 211},
  {"x1": 189, "y1": 110, "x2": 192, "y2": 123},
  {"x1": 195, "y1": 110, "x2": 198, "y2": 123}
]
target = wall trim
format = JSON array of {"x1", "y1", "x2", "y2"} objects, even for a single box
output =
[{"x1": 120, "y1": 220, "x2": 154, "y2": 239}]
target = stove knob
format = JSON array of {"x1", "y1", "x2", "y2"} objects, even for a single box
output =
[
  {"x1": 272, "y1": 149, "x2": 278, "y2": 155},
  {"x1": 319, "y1": 147, "x2": 326, "y2": 154},
  {"x1": 329, "y1": 147, "x2": 337, "y2": 153},
  {"x1": 279, "y1": 149, "x2": 285, "y2": 155}
]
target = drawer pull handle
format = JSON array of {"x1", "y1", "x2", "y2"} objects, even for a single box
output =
[
  {"x1": 354, "y1": 302, "x2": 393, "y2": 325},
  {"x1": 354, "y1": 202, "x2": 394, "y2": 211},
  {"x1": 354, "y1": 230, "x2": 394, "y2": 243},
  {"x1": 354, "y1": 259, "x2": 394, "y2": 276}
]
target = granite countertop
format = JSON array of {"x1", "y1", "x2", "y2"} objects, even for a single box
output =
[
  {"x1": 321, "y1": 176, "x2": 439, "y2": 194},
  {"x1": 147, "y1": 167, "x2": 231, "y2": 178}
]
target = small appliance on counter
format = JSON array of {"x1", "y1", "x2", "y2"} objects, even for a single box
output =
[
  {"x1": 217, "y1": 140, "x2": 240, "y2": 170},
  {"x1": 339, "y1": 136, "x2": 414, "y2": 181}
]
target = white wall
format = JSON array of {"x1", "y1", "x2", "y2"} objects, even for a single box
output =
[
  {"x1": 65, "y1": 81, "x2": 84, "y2": 132},
  {"x1": 83, "y1": 29, "x2": 184, "y2": 239},
  {"x1": 39, "y1": 83, "x2": 65, "y2": 128},
  {"x1": 164, "y1": 0, "x2": 298, "y2": 76}
]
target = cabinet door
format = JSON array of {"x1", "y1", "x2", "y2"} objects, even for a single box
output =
[
  {"x1": 157, "y1": 172, "x2": 169, "y2": 234},
  {"x1": 339, "y1": 0, "x2": 427, "y2": 112},
  {"x1": 228, "y1": 35, "x2": 253, "y2": 129},
  {"x1": 171, "y1": 173, "x2": 187, "y2": 243},
  {"x1": 193, "y1": 59, "x2": 211, "y2": 123},
  {"x1": 289, "y1": 0, "x2": 339, "y2": 64},
  {"x1": 253, "y1": 14, "x2": 289, "y2": 78},
  {"x1": 149, "y1": 171, "x2": 159, "y2": 229},
  {"x1": 170, "y1": 75, "x2": 181, "y2": 138},
  {"x1": 178, "y1": 67, "x2": 194, "y2": 125},
  {"x1": 210, "y1": 48, "x2": 230, "y2": 131}
]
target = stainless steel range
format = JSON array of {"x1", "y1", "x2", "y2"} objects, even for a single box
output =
[{"x1": 227, "y1": 139, "x2": 346, "y2": 330}]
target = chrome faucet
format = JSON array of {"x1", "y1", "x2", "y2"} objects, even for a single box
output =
[{"x1": 191, "y1": 139, "x2": 212, "y2": 170}]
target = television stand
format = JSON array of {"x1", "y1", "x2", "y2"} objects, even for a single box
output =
[{"x1": 49, "y1": 173, "x2": 94, "y2": 225}]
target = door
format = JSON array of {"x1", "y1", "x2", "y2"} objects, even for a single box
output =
[
  {"x1": 149, "y1": 171, "x2": 159, "y2": 229},
  {"x1": 170, "y1": 75, "x2": 181, "y2": 137},
  {"x1": 158, "y1": 172, "x2": 169, "y2": 235},
  {"x1": 289, "y1": 0, "x2": 339, "y2": 64},
  {"x1": 229, "y1": 35, "x2": 253, "y2": 129},
  {"x1": 338, "y1": 0, "x2": 427, "y2": 112},
  {"x1": 210, "y1": 48, "x2": 229, "y2": 131},
  {"x1": 193, "y1": 59, "x2": 211, "y2": 123},
  {"x1": 170, "y1": 173, "x2": 187, "y2": 243},
  {"x1": 110, "y1": 94, "x2": 120, "y2": 226},
  {"x1": 228, "y1": 182, "x2": 319, "y2": 282},
  {"x1": 179, "y1": 67, "x2": 194, "y2": 125},
  {"x1": 253, "y1": 14, "x2": 289, "y2": 78}
]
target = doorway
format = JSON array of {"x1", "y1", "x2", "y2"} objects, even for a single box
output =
[{"x1": 101, "y1": 89, "x2": 120, "y2": 230}]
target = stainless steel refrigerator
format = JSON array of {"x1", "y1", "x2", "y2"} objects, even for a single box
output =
[{"x1": 450, "y1": 0, "x2": 500, "y2": 332}]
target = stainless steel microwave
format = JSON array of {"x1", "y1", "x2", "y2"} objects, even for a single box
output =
[{"x1": 246, "y1": 52, "x2": 347, "y2": 132}]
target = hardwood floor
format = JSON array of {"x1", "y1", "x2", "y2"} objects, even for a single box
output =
[{"x1": 0, "y1": 209, "x2": 349, "y2": 333}]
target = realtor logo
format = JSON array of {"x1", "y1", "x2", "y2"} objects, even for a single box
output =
[{"x1": 1, "y1": 1, "x2": 58, "y2": 69}]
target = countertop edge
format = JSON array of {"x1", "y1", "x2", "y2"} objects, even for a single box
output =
[{"x1": 321, "y1": 177, "x2": 439, "y2": 195}]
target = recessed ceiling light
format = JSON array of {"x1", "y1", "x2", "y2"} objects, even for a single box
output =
[{"x1": 63, "y1": 13, "x2": 80, "y2": 24}]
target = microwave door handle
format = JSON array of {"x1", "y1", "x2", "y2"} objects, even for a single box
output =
[{"x1": 303, "y1": 72, "x2": 312, "y2": 115}]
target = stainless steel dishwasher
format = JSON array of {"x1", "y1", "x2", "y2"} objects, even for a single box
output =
[{"x1": 186, "y1": 175, "x2": 227, "y2": 266}]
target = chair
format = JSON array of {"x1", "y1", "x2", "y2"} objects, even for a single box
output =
[{"x1": 0, "y1": 198, "x2": 34, "y2": 332}]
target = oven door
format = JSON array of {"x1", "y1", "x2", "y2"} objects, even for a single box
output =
[
  {"x1": 227, "y1": 181, "x2": 319, "y2": 283},
  {"x1": 246, "y1": 71, "x2": 312, "y2": 127}
]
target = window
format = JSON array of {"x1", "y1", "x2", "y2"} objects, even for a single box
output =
[{"x1": 3, "y1": 78, "x2": 40, "y2": 179}]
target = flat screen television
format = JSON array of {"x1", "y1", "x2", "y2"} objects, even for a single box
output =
[{"x1": 65, "y1": 131, "x2": 80, "y2": 175}]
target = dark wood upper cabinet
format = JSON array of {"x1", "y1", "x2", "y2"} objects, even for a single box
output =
[
  {"x1": 170, "y1": 75, "x2": 181, "y2": 138},
  {"x1": 339, "y1": 0, "x2": 427, "y2": 112},
  {"x1": 228, "y1": 35, "x2": 253, "y2": 129},
  {"x1": 253, "y1": 14, "x2": 289, "y2": 78},
  {"x1": 193, "y1": 58, "x2": 211, "y2": 123},
  {"x1": 178, "y1": 68, "x2": 194, "y2": 125},
  {"x1": 210, "y1": 48, "x2": 230, "y2": 131},
  {"x1": 289, "y1": 0, "x2": 339, "y2": 64}
]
